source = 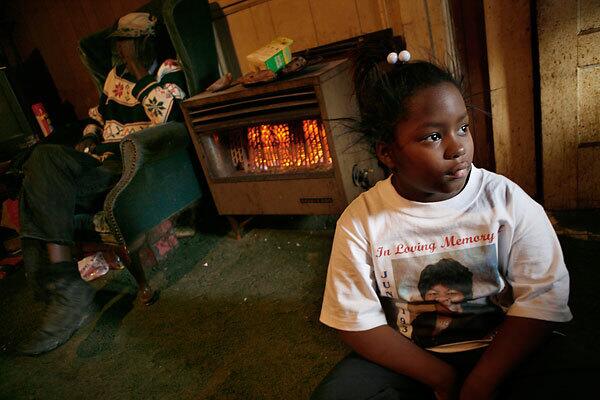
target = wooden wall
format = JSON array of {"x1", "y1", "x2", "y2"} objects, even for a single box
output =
[
  {"x1": 1, "y1": 0, "x2": 148, "y2": 119},
  {"x1": 211, "y1": 0, "x2": 457, "y2": 75},
  {"x1": 538, "y1": 0, "x2": 600, "y2": 209},
  {"x1": 483, "y1": 0, "x2": 600, "y2": 208},
  {"x1": 483, "y1": 0, "x2": 537, "y2": 197}
]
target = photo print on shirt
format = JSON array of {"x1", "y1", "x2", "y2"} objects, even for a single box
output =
[{"x1": 383, "y1": 244, "x2": 505, "y2": 349}]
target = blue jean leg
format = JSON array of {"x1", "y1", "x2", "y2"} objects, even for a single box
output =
[{"x1": 19, "y1": 144, "x2": 120, "y2": 245}]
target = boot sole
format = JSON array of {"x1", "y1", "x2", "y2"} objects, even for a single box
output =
[{"x1": 16, "y1": 302, "x2": 98, "y2": 356}]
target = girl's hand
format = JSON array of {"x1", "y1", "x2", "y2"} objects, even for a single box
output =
[{"x1": 75, "y1": 137, "x2": 97, "y2": 154}]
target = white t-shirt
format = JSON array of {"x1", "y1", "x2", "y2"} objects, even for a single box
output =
[{"x1": 320, "y1": 166, "x2": 572, "y2": 352}]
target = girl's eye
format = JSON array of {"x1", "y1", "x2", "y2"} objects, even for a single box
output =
[
  {"x1": 458, "y1": 124, "x2": 469, "y2": 135},
  {"x1": 424, "y1": 133, "x2": 442, "y2": 142}
]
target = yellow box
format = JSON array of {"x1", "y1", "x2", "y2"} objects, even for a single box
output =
[{"x1": 246, "y1": 37, "x2": 294, "y2": 73}]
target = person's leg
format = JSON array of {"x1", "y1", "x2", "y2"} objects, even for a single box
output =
[
  {"x1": 19, "y1": 144, "x2": 102, "y2": 244},
  {"x1": 21, "y1": 238, "x2": 51, "y2": 303},
  {"x1": 47, "y1": 243, "x2": 72, "y2": 263},
  {"x1": 17, "y1": 144, "x2": 118, "y2": 355},
  {"x1": 310, "y1": 352, "x2": 435, "y2": 400}
]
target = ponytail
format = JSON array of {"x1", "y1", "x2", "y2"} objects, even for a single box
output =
[{"x1": 350, "y1": 38, "x2": 461, "y2": 147}]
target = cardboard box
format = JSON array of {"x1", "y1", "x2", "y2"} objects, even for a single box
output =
[{"x1": 247, "y1": 37, "x2": 293, "y2": 73}]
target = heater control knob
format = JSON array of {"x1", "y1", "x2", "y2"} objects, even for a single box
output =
[{"x1": 352, "y1": 164, "x2": 375, "y2": 190}]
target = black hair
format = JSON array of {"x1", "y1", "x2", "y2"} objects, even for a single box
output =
[
  {"x1": 418, "y1": 258, "x2": 473, "y2": 300},
  {"x1": 351, "y1": 38, "x2": 462, "y2": 147}
]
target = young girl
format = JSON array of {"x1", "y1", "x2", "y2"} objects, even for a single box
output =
[{"x1": 311, "y1": 42, "x2": 572, "y2": 400}]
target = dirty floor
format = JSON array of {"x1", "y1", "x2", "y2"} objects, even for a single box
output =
[{"x1": 0, "y1": 212, "x2": 598, "y2": 399}]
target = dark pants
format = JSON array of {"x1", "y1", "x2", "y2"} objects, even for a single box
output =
[
  {"x1": 311, "y1": 333, "x2": 581, "y2": 400},
  {"x1": 18, "y1": 143, "x2": 121, "y2": 295},
  {"x1": 310, "y1": 350, "x2": 481, "y2": 400},
  {"x1": 19, "y1": 144, "x2": 121, "y2": 245}
]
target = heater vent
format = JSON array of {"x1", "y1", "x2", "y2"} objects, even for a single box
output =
[
  {"x1": 181, "y1": 53, "x2": 384, "y2": 216},
  {"x1": 187, "y1": 86, "x2": 320, "y2": 132}
]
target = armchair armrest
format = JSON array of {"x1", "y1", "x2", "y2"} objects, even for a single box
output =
[
  {"x1": 121, "y1": 121, "x2": 190, "y2": 166},
  {"x1": 103, "y1": 121, "x2": 202, "y2": 248}
]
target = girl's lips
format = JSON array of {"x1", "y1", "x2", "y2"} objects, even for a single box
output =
[{"x1": 446, "y1": 163, "x2": 470, "y2": 179}]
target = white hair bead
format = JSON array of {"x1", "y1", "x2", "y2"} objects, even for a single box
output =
[
  {"x1": 398, "y1": 50, "x2": 411, "y2": 62},
  {"x1": 386, "y1": 52, "x2": 398, "y2": 64}
]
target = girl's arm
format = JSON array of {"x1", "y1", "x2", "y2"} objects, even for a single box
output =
[
  {"x1": 459, "y1": 183, "x2": 572, "y2": 399},
  {"x1": 459, "y1": 316, "x2": 553, "y2": 400},
  {"x1": 339, "y1": 325, "x2": 459, "y2": 400}
]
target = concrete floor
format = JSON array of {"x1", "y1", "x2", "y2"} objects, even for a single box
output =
[{"x1": 0, "y1": 212, "x2": 598, "y2": 399}]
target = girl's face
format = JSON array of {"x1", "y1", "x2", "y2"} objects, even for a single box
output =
[
  {"x1": 376, "y1": 82, "x2": 474, "y2": 202},
  {"x1": 425, "y1": 284, "x2": 465, "y2": 312}
]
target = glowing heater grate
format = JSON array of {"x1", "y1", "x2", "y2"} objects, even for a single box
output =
[{"x1": 230, "y1": 119, "x2": 332, "y2": 173}]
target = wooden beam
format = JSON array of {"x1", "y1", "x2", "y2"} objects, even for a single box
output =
[{"x1": 484, "y1": 0, "x2": 537, "y2": 197}]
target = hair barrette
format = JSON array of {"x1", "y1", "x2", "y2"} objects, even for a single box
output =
[{"x1": 386, "y1": 50, "x2": 411, "y2": 65}]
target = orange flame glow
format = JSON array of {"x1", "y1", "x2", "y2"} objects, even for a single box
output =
[{"x1": 242, "y1": 119, "x2": 332, "y2": 172}]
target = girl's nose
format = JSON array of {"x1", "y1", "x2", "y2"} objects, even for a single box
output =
[{"x1": 445, "y1": 136, "x2": 466, "y2": 159}]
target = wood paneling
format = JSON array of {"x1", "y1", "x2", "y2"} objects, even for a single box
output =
[
  {"x1": 578, "y1": 0, "x2": 600, "y2": 33},
  {"x1": 538, "y1": 0, "x2": 600, "y2": 209},
  {"x1": 538, "y1": 0, "x2": 578, "y2": 209},
  {"x1": 483, "y1": 0, "x2": 536, "y2": 197},
  {"x1": 383, "y1": 0, "x2": 404, "y2": 39},
  {"x1": 249, "y1": 2, "x2": 276, "y2": 46},
  {"x1": 427, "y1": 0, "x2": 455, "y2": 68},
  {"x1": 225, "y1": 8, "x2": 261, "y2": 74},
  {"x1": 396, "y1": 1, "x2": 432, "y2": 61},
  {"x1": 577, "y1": 146, "x2": 600, "y2": 208},
  {"x1": 578, "y1": 30, "x2": 600, "y2": 66},
  {"x1": 578, "y1": 65, "x2": 600, "y2": 143},
  {"x1": 213, "y1": 0, "x2": 457, "y2": 76},
  {"x1": 266, "y1": 0, "x2": 318, "y2": 56},
  {"x1": 309, "y1": 0, "x2": 362, "y2": 45},
  {"x1": 355, "y1": 0, "x2": 386, "y2": 34}
]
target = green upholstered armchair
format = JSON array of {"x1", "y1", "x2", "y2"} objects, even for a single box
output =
[{"x1": 76, "y1": 0, "x2": 219, "y2": 302}]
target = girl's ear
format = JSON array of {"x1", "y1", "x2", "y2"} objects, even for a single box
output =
[{"x1": 375, "y1": 141, "x2": 396, "y2": 170}]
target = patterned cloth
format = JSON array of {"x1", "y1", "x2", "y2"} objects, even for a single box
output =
[{"x1": 82, "y1": 59, "x2": 187, "y2": 143}]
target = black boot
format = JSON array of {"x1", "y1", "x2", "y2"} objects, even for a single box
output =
[{"x1": 17, "y1": 261, "x2": 97, "y2": 356}]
